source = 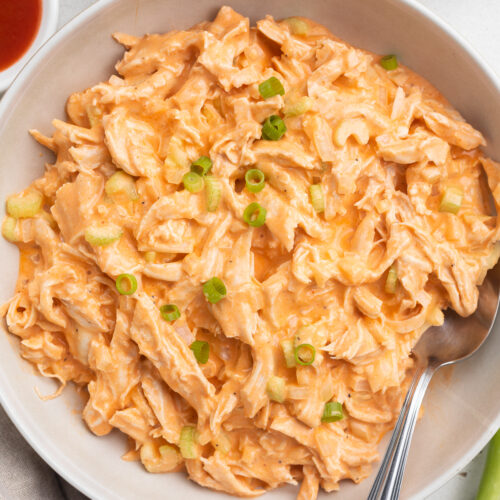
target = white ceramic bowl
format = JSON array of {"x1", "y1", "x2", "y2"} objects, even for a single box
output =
[
  {"x1": 0, "y1": 0, "x2": 59, "y2": 93},
  {"x1": 1, "y1": 1, "x2": 500, "y2": 499}
]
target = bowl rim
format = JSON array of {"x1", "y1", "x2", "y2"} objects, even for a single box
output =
[
  {"x1": 0, "y1": 0, "x2": 500, "y2": 498},
  {"x1": 0, "y1": 0, "x2": 60, "y2": 93}
]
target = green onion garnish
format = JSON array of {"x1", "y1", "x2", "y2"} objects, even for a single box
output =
[
  {"x1": 380, "y1": 54, "x2": 398, "y2": 71},
  {"x1": 439, "y1": 186, "x2": 463, "y2": 215},
  {"x1": 179, "y1": 426, "x2": 198, "y2": 459},
  {"x1": 202, "y1": 277, "x2": 227, "y2": 304},
  {"x1": 258, "y1": 77, "x2": 285, "y2": 99},
  {"x1": 6, "y1": 191, "x2": 43, "y2": 219},
  {"x1": 84, "y1": 223, "x2": 123, "y2": 246},
  {"x1": 190, "y1": 156, "x2": 213, "y2": 176},
  {"x1": 284, "y1": 17, "x2": 310, "y2": 36},
  {"x1": 245, "y1": 169, "x2": 266, "y2": 193},
  {"x1": 262, "y1": 115, "x2": 287, "y2": 141},
  {"x1": 190, "y1": 340, "x2": 210, "y2": 364},
  {"x1": 1, "y1": 216, "x2": 18, "y2": 242},
  {"x1": 105, "y1": 171, "x2": 139, "y2": 201},
  {"x1": 266, "y1": 376, "x2": 286, "y2": 403},
  {"x1": 281, "y1": 339, "x2": 296, "y2": 368},
  {"x1": 160, "y1": 304, "x2": 181, "y2": 322},
  {"x1": 182, "y1": 171, "x2": 204, "y2": 193},
  {"x1": 205, "y1": 175, "x2": 222, "y2": 212},
  {"x1": 385, "y1": 265, "x2": 398, "y2": 294},
  {"x1": 283, "y1": 96, "x2": 312, "y2": 117},
  {"x1": 243, "y1": 202, "x2": 267, "y2": 227},
  {"x1": 115, "y1": 273, "x2": 138, "y2": 295},
  {"x1": 321, "y1": 401, "x2": 344, "y2": 423},
  {"x1": 309, "y1": 184, "x2": 325, "y2": 213},
  {"x1": 475, "y1": 428, "x2": 500, "y2": 500},
  {"x1": 158, "y1": 444, "x2": 181, "y2": 465},
  {"x1": 294, "y1": 343, "x2": 316, "y2": 366}
]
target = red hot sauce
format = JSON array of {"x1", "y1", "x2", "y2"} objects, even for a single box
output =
[{"x1": 0, "y1": 0, "x2": 42, "y2": 71}]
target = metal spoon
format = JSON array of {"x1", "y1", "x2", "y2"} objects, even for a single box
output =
[{"x1": 367, "y1": 267, "x2": 500, "y2": 500}]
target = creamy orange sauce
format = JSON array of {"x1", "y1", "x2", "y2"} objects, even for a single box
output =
[{"x1": 2, "y1": 7, "x2": 500, "y2": 499}]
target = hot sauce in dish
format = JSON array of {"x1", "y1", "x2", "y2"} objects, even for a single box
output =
[{"x1": 0, "y1": 0, "x2": 42, "y2": 71}]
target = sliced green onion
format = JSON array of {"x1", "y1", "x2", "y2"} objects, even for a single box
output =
[
  {"x1": 158, "y1": 445, "x2": 181, "y2": 468},
  {"x1": 245, "y1": 169, "x2": 266, "y2": 193},
  {"x1": 6, "y1": 191, "x2": 43, "y2": 219},
  {"x1": 179, "y1": 426, "x2": 198, "y2": 459},
  {"x1": 439, "y1": 186, "x2": 463, "y2": 214},
  {"x1": 140, "y1": 441, "x2": 181, "y2": 472},
  {"x1": 380, "y1": 54, "x2": 398, "y2": 71},
  {"x1": 385, "y1": 265, "x2": 398, "y2": 294},
  {"x1": 281, "y1": 339, "x2": 296, "y2": 368},
  {"x1": 283, "y1": 96, "x2": 313, "y2": 117},
  {"x1": 205, "y1": 175, "x2": 222, "y2": 212},
  {"x1": 190, "y1": 156, "x2": 213, "y2": 176},
  {"x1": 105, "y1": 171, "x2": 139, "y2": 201},
  {"x1": 115, "y1": 273, "x2": 138, "y2": 295},
  {"x1": 160, "y1": 304, "x2": 181, "y2": 322},
  {"x1": 190, "y1": 340, "x2": 210, "y2": 364},
  {"x1": 294, "y1": 343, "x2": 316, "y2": 366},
  {"x1": 321, "y1": 401, "x2": 344, "y2": 423},
  {"x1": 202, "y1": 277, "x2": 227, "y2": 304},
  {"x1": 476, "y1": 428, "x2": 500, "y2": 500},
  {"x1": 84, "y1": 222, "x2": 123, "y2": 246},
  {"x1": 1, "y1": 216, "x2": 18, "y2": 242},
  {"x1": 258, "y1": 77, "x2": 285, "y2": 99},
  {"x1": 284, "y1": 17, "x2": 310, "y2": 36},
  {"x1": 182, "y1": 171, "x2": 204, "y2": 193},
  {"x1": 309, "y1": 184, "x2": 325, "y2": 214},
  {"x1": 262, "y1": 115, "x2": 287, "y2": 141},
  {"x1": 144, "y1": 251, "x2": 156, "y2": 263},
  {"x1": 243, "y1": 202, "x2": 267, "y2": 227},
  {"x1": 266, "y1": 376, "x2": 286, "y2": 403}
]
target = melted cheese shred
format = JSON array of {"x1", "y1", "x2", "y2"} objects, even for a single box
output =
[{"x1": 3, "y1": 6, "x2": 500, "y2": 498}]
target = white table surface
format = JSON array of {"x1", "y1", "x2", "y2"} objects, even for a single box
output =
[{"x1": 8, "y1": 0, "x2": 500, "y2": 499}]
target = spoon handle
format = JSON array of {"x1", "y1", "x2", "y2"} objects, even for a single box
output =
[{"x1": 367, "y1": 361, "x2": 436, "y2": 500}]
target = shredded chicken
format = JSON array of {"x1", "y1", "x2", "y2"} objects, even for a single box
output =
[{"x1": 2, "y1": 7, "x2": 500, "y2": 499}]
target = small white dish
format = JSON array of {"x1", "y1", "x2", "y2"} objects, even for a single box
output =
[{"x1": 0, "y1": 0, "x2": 59, "y2": 93}]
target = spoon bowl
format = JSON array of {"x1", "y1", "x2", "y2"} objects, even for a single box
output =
[
  {"x1": 415, "y1": 268, "x2": 500, "y2": 367},
  {"x1": 368, "y1": 266, "x2": 500, "y2": 500}
]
